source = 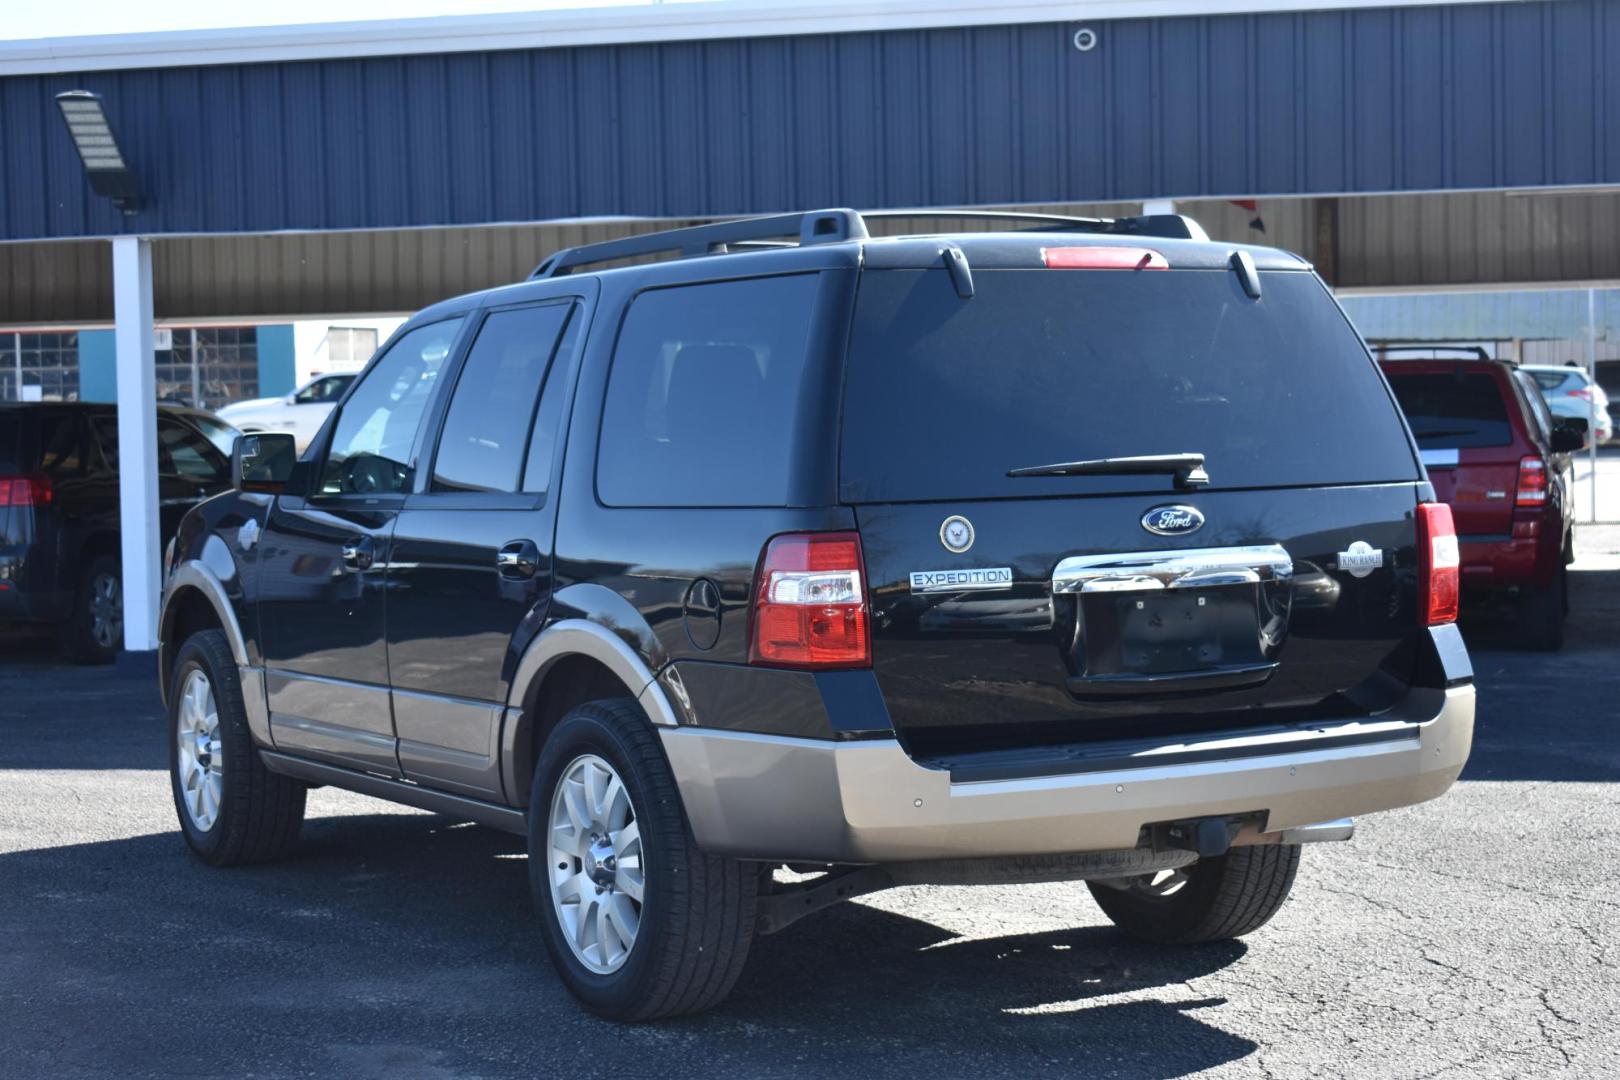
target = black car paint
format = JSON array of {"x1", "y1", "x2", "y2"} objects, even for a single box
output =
[
  {"x1": 0, "y1": 404, "x2": 231, "y2": 627},
  {"x1": 164, "y1": 232, "x2": 1463, "y2": 815}
]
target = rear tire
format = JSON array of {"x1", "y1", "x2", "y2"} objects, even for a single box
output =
[
  {"x1": 169, "y1": 629, "x2": 306, "y2": 866},
  {"x1": 1087, "y1": 844, "x2": 1301, "y2": 944},
  {"x1": 529, "y1": 698, "x2": 758, "y2": 1021},
  {"x1": 1518, "y1": 563, "x2": 1566, "y2": 652},
  {"x1": 58, "y1": 553, "x2": 122, "y2": 664}
]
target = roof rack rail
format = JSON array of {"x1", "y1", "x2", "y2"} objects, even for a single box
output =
[
  {"x1": 526, "y1": 206, "x2": 1208, "y2": 279},
  {"x1": 859, "y1": 208, "x2": 1210, "y2": 242},
  {"x1": 529, "y1": 209, "x2": 868, "y2": 279}
]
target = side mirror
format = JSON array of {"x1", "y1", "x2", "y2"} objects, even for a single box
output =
[
  {"x1": 233, "y1": 432, "x2": 297, "y2": 493},
  {"x1": 1551, "y1": 416, "x2": 1588, "y2": 455}
]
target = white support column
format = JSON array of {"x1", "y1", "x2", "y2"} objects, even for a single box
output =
[
  {"x1": 1589, "y1": 289, "x2": 1600, "y2": 525},
  {"x1": 112, "y1": 236, "x2": 161, "y2": 653}
]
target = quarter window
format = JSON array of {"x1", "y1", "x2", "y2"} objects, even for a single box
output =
[
  {"x1": 432, "y1": 304, "x2": 572, "y2": 495},
  {"x1": 596, "y1": 275, "x2": 822, "y2": 507},
  {"x1": 319, "y1": 318, "x2": 463, "y2": 496}
]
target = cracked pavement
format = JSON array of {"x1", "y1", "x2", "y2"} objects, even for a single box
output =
[{"x1": 2, "y1": 530, "x2": 1617, "y2": 1079}]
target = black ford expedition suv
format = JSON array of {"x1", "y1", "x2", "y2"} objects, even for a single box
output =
[{"x1": 159, "y1": 209, "x2": 1474, "y2": 1020}]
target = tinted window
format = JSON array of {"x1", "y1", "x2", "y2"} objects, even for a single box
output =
[
  {"x1": 597, "y1": 275, "x2": 821, "y2": 507},
  {"x1": 295, "y1": 374, "x2": 353, "y2": 404},
  {"x1": 158, "y1": 419, "x2": 226, "y2": 481},
  {"x1": 432, "y1": 304, "x2": 571, "y2": 494},
  {"x1": 186, "y1": 413, "x2": 241, "y2": 458},
  {"x1": 89, "y1": 415, "x2": 118, "y2": 470},
  {"x1": 1385, "y1": 371, "x2": 1513, "y2": 449},
  {"x1": 320, "y1": 318, "x2": 463, "y2": 496},
  {"x1": 523, "y1": 307, "x2": 584, "y2": 495},
  {"x1": 37, "y1": 412, "x2": 84, "y2": 475},
  {"x1": 841, "y1": 269, "x2": 1419, "y2": 502},
  {"x1": 1515, "y1": 372, "x2": 1555, "y2": 445},
  {"x1": 0, "y1": 413, "x2": 19, "y2": 471},
  {"x1": 1596, "y1": 362, "x2": 1620, "y2": 397},
  {"x1": 1528, "y1": 370, "x2": 1573, "y2": 392}
]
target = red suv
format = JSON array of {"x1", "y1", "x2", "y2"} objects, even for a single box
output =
[{"x1": 1380, "y1": 349, "x2": 1586, "y2": 650}]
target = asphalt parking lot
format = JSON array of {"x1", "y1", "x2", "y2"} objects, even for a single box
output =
[{"x1": 3, "y1": 532, "x2": 1618, "y2": 1080}]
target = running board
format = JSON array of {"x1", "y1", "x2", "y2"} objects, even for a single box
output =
[{"x1": 259, "y1": 751, "x2": 528, "y2": 836}]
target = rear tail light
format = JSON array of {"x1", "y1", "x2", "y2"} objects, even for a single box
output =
[
  {"x1": 1567, "y1": 388, "x2": 1592, "y2": 400},
  {"x1": 749, "y1": 531, "x2": 871, "y2": 669},
  {"x1": 0, "y1": 474, "x2": 52, "y2": 508},
  {"x1": 1417, "y1": 502, "x2": 1460, "y2": 626},
  {"x1": 1515, "y1": 456, "x2": 1547, "y2": 508},
  {"x1": 1042, "y1": 246, "x2": 1168, "y2": 270}
]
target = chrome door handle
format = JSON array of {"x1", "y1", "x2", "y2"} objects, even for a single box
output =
[
  {"x1": 340, "y1": 537, "x2": 374, "y2": 571},
  {"x1": 1053, "y1": 544, "x2": 1291, "y2": 595},
  {"x1": 497, "y1": 540, "x2": 540, "y2": 580}
]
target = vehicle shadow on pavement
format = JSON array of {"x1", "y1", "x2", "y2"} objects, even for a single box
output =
[
  {"x1": 1455, "y1": 567, "x2": 1620, "y2": 784},
  {"x1": 735, "y1": 903, "x2": 1257, "y2": 1075},
  {"x1": 0, "y1": 810, "x2": 1258, "y2": 1078}
]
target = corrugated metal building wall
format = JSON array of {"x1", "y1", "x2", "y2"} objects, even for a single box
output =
[{"x1": 4, "y1": 0, "x2": 1619, "y2": 242}]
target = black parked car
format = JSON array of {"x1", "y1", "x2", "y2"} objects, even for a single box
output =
[
  {"x1": 159, "y1": 209, "x2": 1475, "y2": 1021},
  {"x1": 0, "y1": 402, "x2": 237, "y2": 661}
]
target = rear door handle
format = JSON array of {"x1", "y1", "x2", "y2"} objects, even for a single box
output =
[
  {"x1": 340, "y1": 536, "x2": 374, "y2": 571},
  {"x1": 497, "y1": 540, "x2": 541, "y2": 580}
]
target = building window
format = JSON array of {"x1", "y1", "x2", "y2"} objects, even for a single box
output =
[
  {"x1": 2, "y1": 332, "x2": 80, "y2": 402},
  {"x1": 320, "y1": 326, "x2": 380, "y2": 370},
  {"x1": 156, "y1": 327, "x2": 259, "y2": 410}
]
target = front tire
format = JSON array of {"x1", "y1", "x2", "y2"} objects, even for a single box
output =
[
  {"x1": 1087, "y1": 844, "x2": 1301, "y2": 944},
  {"x1": 529, "y1": 698, "x2": 758, "y2": 1021},
  {"x1": 169, "y1": 629, "x2": 306, "y2": 866}
]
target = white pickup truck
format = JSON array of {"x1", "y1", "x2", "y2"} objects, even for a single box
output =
[{"x1": 216, "y1": 373, "x2": 355, "y2": 452}]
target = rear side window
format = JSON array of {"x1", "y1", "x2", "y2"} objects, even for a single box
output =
[
  {"x1": 523, "y1": 308, "x2": 585, "y2": 495},
  {"x1": 36, "y1": 412, "x2": 84, "y2": 475},
  {"x1": 1385, "y1": 371, "x2": 1513, "y2": 449},
  {"x1": 431, "y1": 303, "x2": 571, "y2": 494},
  {"x1": 1515, "y1": 372, "x2": 1555, "y2": 445},
  {"x1": 597, "y1": 275, "x2": 821, "y2": 507},
  {"x1": 841, "y1": 269, "x2": 1420, "y2": 502}
]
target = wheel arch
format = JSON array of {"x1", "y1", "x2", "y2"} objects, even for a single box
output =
[
  {"x1": 159, "y1": 562, "x2": 248, "y2": 706},
  {"x1": 500, "y1": 598, "x2": 681, "y2": 808}
]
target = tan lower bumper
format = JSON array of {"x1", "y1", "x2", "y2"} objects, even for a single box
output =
[{"x1": 660, "y1": 684, "x2": 1475, "y2": 863}]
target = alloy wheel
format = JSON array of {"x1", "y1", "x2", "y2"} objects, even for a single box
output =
[
  {"x1": 547, "y1": 754, "x2": 645, "y2": 974},
  {"x1": 175, "y1": 670, "x2": 224, "y2": 832},
  {"x1": 89, "y1": 572, "x2": 122, "y2": 650}
]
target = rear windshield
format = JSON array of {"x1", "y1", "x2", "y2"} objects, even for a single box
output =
[
  {"x1": 0, "y1": 410, "x2": 90, "y2": 474},
  {"x1": 1384, "y1": 371, "x2": 1513, "y2": 449},
  {"x1": 1527, "y1": 369, "x2": 1580, "y2": 392},
  {"x1": 840, "y1": 268, "x2": 1419, "y2": 502}
]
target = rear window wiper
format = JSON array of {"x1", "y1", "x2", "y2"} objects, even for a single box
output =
[{"x1": 1007, "y1": 452, "x2": 1210, "y2": 489}]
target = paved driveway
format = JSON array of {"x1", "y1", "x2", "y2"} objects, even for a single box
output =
[{"x1": 2, "y1": 536, "x2": 1617, "y2": 1079}]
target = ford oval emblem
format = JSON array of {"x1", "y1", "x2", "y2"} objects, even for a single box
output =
[{"x1": 1141, "y1": 505, "x2": 1205, "y2": 537}]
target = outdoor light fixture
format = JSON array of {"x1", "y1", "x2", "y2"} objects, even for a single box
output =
[{"x1": 54, "y1": 90, "x2": 141, "y2": 213}]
